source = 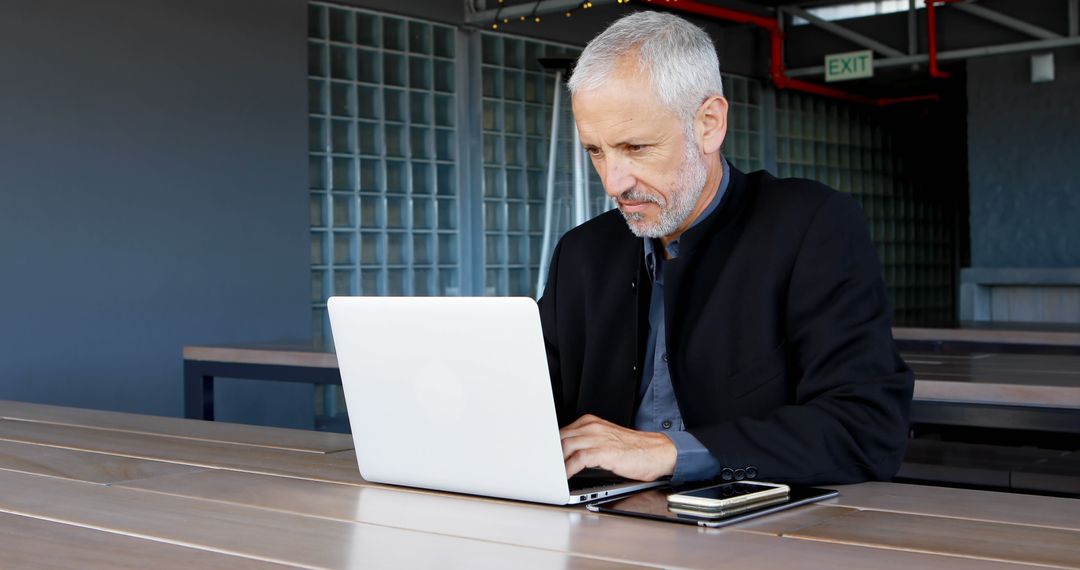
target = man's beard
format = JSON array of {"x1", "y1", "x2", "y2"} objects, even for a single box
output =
[{"x1": 614, "y1": 139, "x2": 709, "y2": 239}]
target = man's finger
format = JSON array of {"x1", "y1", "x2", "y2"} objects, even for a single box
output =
[
  {"x1": 559, "y1": 425, "x2": 599, "y2": 441},
  {"x1": 565, "y1": 448, "x2": 609, "y2": 478},
  {"x1": 560, "y1": 419, "x2": 616, "y2": 440},
  {"x1": 560, "y1": 434, "x2": 605, "y2": 460}
]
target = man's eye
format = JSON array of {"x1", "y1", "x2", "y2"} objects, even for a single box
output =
[
  {"x1": 586, "y1": 148, "x2": 602, "y2": 157},
  {"x1": 627, "y1": 144, "x2": 646, "y2": 152}
]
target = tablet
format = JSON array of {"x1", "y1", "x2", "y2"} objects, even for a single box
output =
[{"x1": 585, "y1": 484, "x2": 838, "y2": 528}]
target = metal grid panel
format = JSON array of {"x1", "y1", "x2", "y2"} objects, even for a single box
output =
[
  {"x1": 309, "y1": 3, "x2": 461, "y2": 341},
  {"x1": 774, "y1": 91, "x2": 952, "y2": 324},
  {"x1": 479, "y1": 33, "x2": 607, "y2": 297},
  {"x1": 722, "y1": 75, "x2": 766, "y2": 172}
]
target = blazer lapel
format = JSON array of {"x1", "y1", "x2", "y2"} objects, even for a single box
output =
[{"x1": 664, "y1": 167, "x2": 756, "y2": 388}]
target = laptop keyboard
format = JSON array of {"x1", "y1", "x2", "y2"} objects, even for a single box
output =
[{"x1": 568, "y1": 468, "x2": 633, "y2": 491}]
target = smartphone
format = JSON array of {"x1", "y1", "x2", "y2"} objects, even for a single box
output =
[
  {"x1": 666, "y1": 495, "x2": 788, "y2": 518},
  {"x1": 666, "y1": 481, "x2": 789, "y2": 511}
]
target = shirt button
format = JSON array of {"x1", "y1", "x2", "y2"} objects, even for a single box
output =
[
  {"x1": 662, "y1": 353, "x2": 669, "y2": 363},
  {"x1": 746, "y1": 466, "x2": 758, "y2": 479},
  {"x1": 734, "y1": 469, "x2": 746, "y2": 480},
  {"x1": 661, "y1": 420, "x2": 672, "y2": 429},
  {"x1": 721, "y1": 468, "x2": 734, "y2": 481}
]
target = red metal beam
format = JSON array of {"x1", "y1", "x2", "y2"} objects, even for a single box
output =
[
  {"x1": 926, "y1": 0, "x2": 965, "y2": 79},
  {"x1": 651, "y1": 0, "x2": 780, "y2": 32},
  {"x1": 652, "y1": 0, "x2": 940, "y2": 107}
]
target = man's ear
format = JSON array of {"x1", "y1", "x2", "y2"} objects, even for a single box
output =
[{"x1": 696, "y1": 96, "x2": 728, "y2": 155}]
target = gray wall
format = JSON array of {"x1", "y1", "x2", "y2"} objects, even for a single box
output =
[
  {"x1": 0, "y1": 0, "x2": 313, "y2": 426},
  {"x1": 967, "y1": 49, "x2": 1080, "y2": 268}
]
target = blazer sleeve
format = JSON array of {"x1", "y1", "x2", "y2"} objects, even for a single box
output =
[{"x1": 689, "y1": 191, "x2": 914, "y2": 485}]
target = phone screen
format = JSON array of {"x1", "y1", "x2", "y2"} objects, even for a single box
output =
[{"x1": 680, "y1": 482, "x2": 783, "y2": 500}]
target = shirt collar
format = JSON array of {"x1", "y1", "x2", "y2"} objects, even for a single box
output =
[{"x1": 644, "y1": 156, "x2": 730, "y2": 278}]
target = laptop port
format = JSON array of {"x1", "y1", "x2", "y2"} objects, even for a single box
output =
[
  {"x1": 579, "y1": 495, "x2": 587, "y2": 501},
  {"x1": 590, "y1": 493, "x2": 597, "y2": 499}
]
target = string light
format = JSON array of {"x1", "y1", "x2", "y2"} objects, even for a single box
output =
[{"x1": 492, "y1": 0, "x2": 633, "y2": 28}]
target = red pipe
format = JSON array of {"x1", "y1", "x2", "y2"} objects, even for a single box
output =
[
  {"x1": 653, "y1": 0, "x2": 939, "y2": 107},
  {"x1": 926, "y1": 0, "x2": 963, "y2": 79},
  {"x1": 655, "y1": 0, "x2": 780, "y2": 32}
]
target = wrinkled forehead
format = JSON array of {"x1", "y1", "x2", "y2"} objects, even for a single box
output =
[{"x1": 572, "y1": 94, "x2": 684, "y2": 149}]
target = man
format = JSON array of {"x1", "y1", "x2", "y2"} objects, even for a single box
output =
[{"x1": 539, "y1": 11, "x2": 913, "y2": 486}]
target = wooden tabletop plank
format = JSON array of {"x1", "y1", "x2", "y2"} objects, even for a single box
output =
[
  {"x1": 829, "y1": 482, "x2": 1080, "y2": 532},
  {"x1": 912, "y1": 380, "x2": 1080, "y2": 408},
  {"x1": 900, "y1": 352, "x2": 1080, "y2": 408},
  {"x1": 115, "y1": 468, "x2": 1030, "y2": 570},
  {"x1": 0, "y1": 439, "x2": 204, "y2": 485},
  {"x1": 910, "y1": 367, "x2": 1080, "y2": 385},
  {"x1": 729, "y1": 504, "x2": 860, "y2": 536},
  {"x1": 786, "y1": 509, "x2": 1080, "y2": 568},
  {"x1": 0, "y1": 400, "x2": 353, "y2": 454},
  {"x1": 0, "y1": 419, "x2": 366, "y2": 485},
  {"x1": 0, "y1": 511, "x2": 292, "y2": 569},
  {"x1": 0, "y1": 469, "x2": 651, "y2": 570},
  {"x1": 184, "y1": 344, "x2": 338, "y2": 368},
  {"x1": 904, "y1": 352, "x2": 1080, "y2": 373},
  {"x1": 894, "y1": 326, "x2": 1080, "y2": 347}
]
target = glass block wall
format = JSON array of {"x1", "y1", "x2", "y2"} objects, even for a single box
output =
[
  {"x1": 478, "y1": 33, "x2": 603, "y2": 297},
  {"x1": 775, "y1": 91, "x2": 953, "y2": 324},
  {"x1": 308, "y1": 3, "x2": 461, "y2": 341},
  {"x1": 722, "y1": 75, "x2": 766, "y2": 173}
]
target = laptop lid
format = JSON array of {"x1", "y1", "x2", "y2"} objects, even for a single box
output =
[{"x1": 329, "y1": 296, "x2": 578, "y2": 504}]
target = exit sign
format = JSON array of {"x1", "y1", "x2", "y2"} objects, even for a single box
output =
[{"x1": 825, "y1": 50, "x2": 873, "y2": 82}]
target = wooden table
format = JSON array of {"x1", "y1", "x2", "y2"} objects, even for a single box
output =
[{"x1": 1, "y1": 400, "x2": 1078, "y2": 569}]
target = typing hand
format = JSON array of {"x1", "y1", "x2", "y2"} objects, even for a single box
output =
[{"x1": 560, "y1": 414, "x2": 676, "y2": 481}]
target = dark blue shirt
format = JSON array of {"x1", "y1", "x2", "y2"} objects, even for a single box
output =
[{"x1": 634, "y1": 157, "x2": 729, "y2": 482}]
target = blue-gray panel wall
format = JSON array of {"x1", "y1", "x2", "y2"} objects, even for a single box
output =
[
  {"x1": 967, "y1": 50, "x2": 1080, "y2": 268},
  {"x1": 0, "y1": 0, "x2": 313, "y2": 427}
]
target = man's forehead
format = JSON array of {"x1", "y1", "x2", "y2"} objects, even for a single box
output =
[{"x1": 572, "y1": 89, "x2": 679, "y2": 140}]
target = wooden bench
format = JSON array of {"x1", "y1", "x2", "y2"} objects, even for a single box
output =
[
  {"x1": 895, "y1": 323, "x2": 1080, "y2": 355},
  {"x1": 183, "y1": 342, "x2": 340, "y2": 421},
  {"x1": 899, "y1": 439, "x2": 1080, "y2": 497}
]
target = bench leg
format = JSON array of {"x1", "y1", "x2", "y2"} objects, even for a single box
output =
[{"x1": 183, "y1": 361, "x2": 215, "y2": 421}]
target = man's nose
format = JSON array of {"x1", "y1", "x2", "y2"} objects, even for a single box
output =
[{"x1": 602, "y1": 156, "x2": 635, "y2": 198}]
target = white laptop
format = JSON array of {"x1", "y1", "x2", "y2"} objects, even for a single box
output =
[{"x1": 327, "y1": 296, "x2": 665, "y2": 505}]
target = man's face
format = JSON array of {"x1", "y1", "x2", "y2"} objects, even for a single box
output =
[{"x1": 572, "y1": 63, "x2": 708, "y2": 239}]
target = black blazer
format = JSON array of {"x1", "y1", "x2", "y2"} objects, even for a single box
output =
[{"x1": 538, "y1": 165, "x2": 913, "y2": 485}]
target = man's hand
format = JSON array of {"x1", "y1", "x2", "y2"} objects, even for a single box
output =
[{"x1": 559, "y1": 414, "x2": 677, "y2": 481}]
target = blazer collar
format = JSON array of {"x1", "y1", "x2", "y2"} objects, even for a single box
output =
[{"x1": 675, "y1": 163, "x2": 748, "y2": 257}]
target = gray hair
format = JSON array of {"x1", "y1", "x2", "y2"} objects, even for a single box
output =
[{"x1": 568, "y1": 11, "x2": 724, "y2": 123}]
